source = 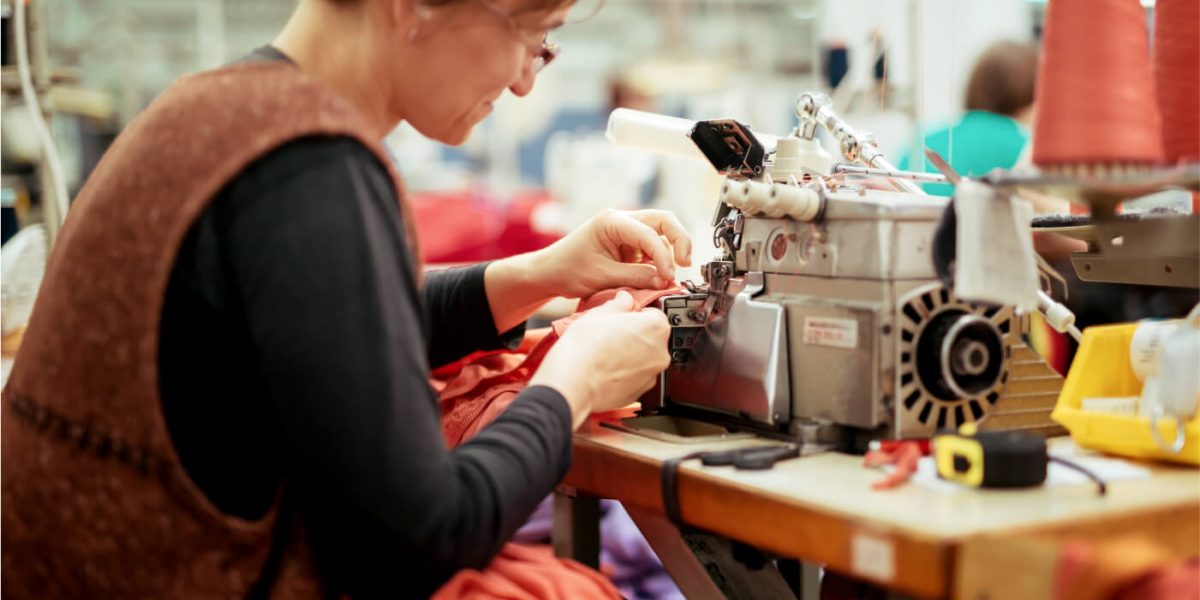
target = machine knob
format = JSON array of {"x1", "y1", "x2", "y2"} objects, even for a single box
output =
[
  {"x1": 916, "y1": 312, "x2": 1006, "y2": 401},
  {"x1": 950, "y1": 339, "x2": 991, "y2": 376}
]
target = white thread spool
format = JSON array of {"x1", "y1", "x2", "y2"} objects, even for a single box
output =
[
  {"x1": 741, "y1": 180, "x2": 771, "y2": 214},
  {"x1": 1130, "y1": 317, "x2": 1199, "y2": 453},
  {"x1": 770, "y1": 136, "x2": 832, "y2": 178},
  {"x1": 719, "y1": 178, "x2": 744, "y2": 210},
  {"x1": 1130, "y1": 321, "x2": 1179, "y2": 382},
  {"x1": 771, "y1": 183, "x2": 822, "y2": 221}
]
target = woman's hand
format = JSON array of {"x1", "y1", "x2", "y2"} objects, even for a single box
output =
[
  {"x1": 484, "y1": 209, "x2": 692, "y2": 332},
  {"x1": 529, "y1": 291, "x2": 671, "y2": 428},
  {"x1": 533, "y1": 209, "x2": 693, "y2": 299}
]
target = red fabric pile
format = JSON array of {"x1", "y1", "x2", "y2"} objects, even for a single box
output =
[
  {"x1": 436, "y1": 287, "x2": 681, "y2": 447},
  {"x1": 431, "y1": 543, "x2": 620, "y2": 600},
  {"x1": 412, "y1": 191, "x2": 561, "y2": 264},
  {"x1": 862, "y1": 441, "x2": 926, "y2": 490},
  {"x1": 431, "y1": 287, "x2": 680, "y2": 599},
  {"x1": 1055, "y1": 536, "x2": 1199, "y2": 600}
]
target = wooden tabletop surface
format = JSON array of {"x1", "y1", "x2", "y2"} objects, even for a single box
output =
[{"x1": 563, "y1": 417, "x2": 1200, "y2": 598}]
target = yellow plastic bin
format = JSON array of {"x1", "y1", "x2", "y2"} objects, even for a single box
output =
[{"x1": 1051, "y1": 323, "x2": 1199, "y2": 466}]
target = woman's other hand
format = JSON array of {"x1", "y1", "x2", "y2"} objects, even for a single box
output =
[
  {"x1": 529, "y1": 291, "x2": 670, "y2": 428},
  {"x1": 534, "y1": 209, "x2": 693, "y2": 298}
]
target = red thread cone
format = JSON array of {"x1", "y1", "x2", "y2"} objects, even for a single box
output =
[
  {"x1": 1154, "y1": 0, "x2": 1200, "y2": 164},
  {"x1": 1032, "y1": 0, "x2": 1165, "y2": 167}
]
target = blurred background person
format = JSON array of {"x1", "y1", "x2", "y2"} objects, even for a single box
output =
[{"x1": 899, "y1": 40, "x2": 1038, "y2": 196}]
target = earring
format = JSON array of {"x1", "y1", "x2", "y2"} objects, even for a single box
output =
[{"x1": 408, "y1": 5, "x2": 432, "y2": 43}]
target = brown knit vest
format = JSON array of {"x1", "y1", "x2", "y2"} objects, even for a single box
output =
[{"x1": 2, "y1": 61, "x2": 417, "y2": 598}]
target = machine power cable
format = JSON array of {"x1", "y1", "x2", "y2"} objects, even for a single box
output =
[
  {"x1": 14, "y1": 0, "x2": 71, "y2": 241},
  {"x1": 1047, "y1": 455, "x2": 1108, "y2": 497}
]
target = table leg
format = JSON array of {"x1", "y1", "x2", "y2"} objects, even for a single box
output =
[
  {"x1": 551, "y1": 489, "x2": 601, "y2": 569},
  {"x1": 779, "y1": 559, "x2": 823, "y2": 600}
]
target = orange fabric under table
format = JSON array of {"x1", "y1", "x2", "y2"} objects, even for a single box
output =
[{"x1": 432, "y1": 288, "x2": 680, "y2": 599}]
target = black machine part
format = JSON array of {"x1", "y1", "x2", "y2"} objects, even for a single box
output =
[
  {"x1": 915, "y1": 310, "x2": 1006, "y2": 402},
  {"x1": 689, "y1": 119, "x2": 766, "y2": 178}
]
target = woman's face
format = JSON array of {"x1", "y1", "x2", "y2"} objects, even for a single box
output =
[{"x1": 396, "y1": 0, "x2": 570, "y2": 145}]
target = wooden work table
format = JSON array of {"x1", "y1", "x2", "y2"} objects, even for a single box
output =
[{"x1": 558, "y1": 417, "x2": 1200, "y2": 599}]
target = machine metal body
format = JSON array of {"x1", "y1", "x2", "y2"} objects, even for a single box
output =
[
  {"x1": 633, "y1": 94, "x2": 1064, "y2": 448},
  {"x1": 983, "y1": 167, "x2": 1200, "y2": 289},
  {"x1": 642, "y1": 190, "x2": 1047, "y2": 444}
]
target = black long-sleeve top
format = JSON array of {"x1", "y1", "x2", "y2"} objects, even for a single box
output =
[{"x1": 157, "y1": 129, "x2": 572, "y2": 596}]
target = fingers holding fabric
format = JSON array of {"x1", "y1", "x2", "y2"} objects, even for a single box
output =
[
  {"x1": 600, "y1": 211, "x2": 676, "y2": 281},
  {"x1": 626, "y1": 210, "x2": 693, "y2": 268}
]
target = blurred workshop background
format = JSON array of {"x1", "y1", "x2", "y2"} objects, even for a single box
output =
[
  {"x1": 2, "y1": 0, "x2": 1051, "y2": 245},
  {"x1": 2, "y1": 0, "x2": 1187, "y2": 366}
]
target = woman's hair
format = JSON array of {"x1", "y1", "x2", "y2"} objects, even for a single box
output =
[
  {"x1": 963, "y1": 41, "x2": 1039, "y2": 117},
  {"x1": 330, "y1": 0, "x2": 578, "y2": 15},
  {"x1": 421, "y1": 0, "x2": 578, "y2": 16}
]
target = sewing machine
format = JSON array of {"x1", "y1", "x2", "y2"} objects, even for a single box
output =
[{"x1": 611, "y1": 94, "x2": 1066, "y2": 450}]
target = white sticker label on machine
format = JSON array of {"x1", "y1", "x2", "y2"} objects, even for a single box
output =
[
  {"x1": 803, "y1": 317, "x2": 858, "y2": 349},
  {"x1": 851, "y1": 532, "x2": 895, "y2": 582}
]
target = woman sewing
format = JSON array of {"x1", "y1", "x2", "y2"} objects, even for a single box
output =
[{"x1": 1, "y1": 0, "x2": 689, "y2": 597}]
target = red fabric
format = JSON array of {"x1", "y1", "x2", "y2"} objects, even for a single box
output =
[
  {"x1": 1039, "y1": 317, "x2": 1071, "y2": 376},
  {"x1": 1055, "y1": 537, "x2": 1200, "y2": 600},
  {"x1": 431, "y1": 287, "x2": 680, "y2": 600},
  {"x1": 437, "y1": 287, "x2": 681, "y2": 447},
  {"x1": 863, "y1": 441, "x2": 924, "y2": 490},
  {"x1": 412, "y1": 191, "x2": 562, "y2": 264},
  {"x1": 432, "y1": 544, "x2": 619, "y2": 600}
]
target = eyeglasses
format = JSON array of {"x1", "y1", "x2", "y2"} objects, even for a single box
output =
[
  {"x1": 475, "y1": 0, "x2": 561, "y2": 74},
  {"x1": 531, "y1": 39, "x2": 560, "y2": 74}
]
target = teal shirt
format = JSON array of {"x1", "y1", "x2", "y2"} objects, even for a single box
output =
[{"x1": 898, "y1": 111, "x2": 1029, "y2": 196}]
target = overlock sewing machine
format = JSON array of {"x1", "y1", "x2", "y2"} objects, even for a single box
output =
[{"x1": 610, "y1": 93, "x2": 1069, "y2": 450}]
